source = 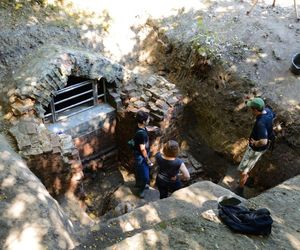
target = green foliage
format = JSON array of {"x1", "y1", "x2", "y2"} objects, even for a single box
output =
[
  {"x1": 0, "y1": 0, "x2": 47, "y2": 9},
  {"x1": 190, "y1": 16, "x2": 221, "y2": 63},
  {"x1": 158, "y1": 221, "x2": 168, "y2": 229}
]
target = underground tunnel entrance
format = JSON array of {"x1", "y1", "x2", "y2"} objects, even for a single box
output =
[
  {"x1": 39, "y1": 71, "x2": 250, "y2": 221},
  {"x1": 42, "y1": 76, "x2": 241, "y2": 220}
]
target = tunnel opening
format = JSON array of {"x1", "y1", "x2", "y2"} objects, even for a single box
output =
[{"x1": 44, "y1": 76, "x2": 108, "y2": 123}]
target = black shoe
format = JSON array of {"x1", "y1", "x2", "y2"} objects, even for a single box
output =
[
  {"x1": 234, "y1": 187, "x2": 244, "y2": 197},
  {"x1": 245, "y1": 177, "x2": 255, "y2": 188}
]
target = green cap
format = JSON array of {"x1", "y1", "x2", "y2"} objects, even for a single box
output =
[{"x1": 246, "y1": 97, "x2": 265, "y2": 110}]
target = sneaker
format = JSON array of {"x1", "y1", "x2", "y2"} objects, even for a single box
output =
[
  {"x1": 139, "y1": 189, "x2": 145, "y2": 198},
  {"x1": 144, "y1": 184, "x2": 150, "y2": 190},
  {"x1": 234, "y1": 187, "x2": 244, "y2": 197}
]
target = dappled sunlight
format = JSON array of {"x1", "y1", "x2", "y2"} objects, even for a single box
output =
[
  {"x1": 285, "y1": 232, "x2": 300, "y2": 249},
  {"x1": 7, "y1": 200, "x2": 26, "y2": 219},
  {"x1": 117, "y1": 215, "x2": 142, "y2": 232},
  {"x1": 0, "y1": 150, "x2": 11, "y2": 160},
  {"x1": 7, "y1": 193, "x2": 36, "y2": 219},
  {"x1": 5, "y1": 223, "x2": 46, "y2": 250},
  {"x1": 51, "y1": 0, "x2": 211, "y2": 60},
  {"x1": 1, "y1": 176, "x2": 16, "y2": 188},
  {"x1": 117, "y1": 229, "x2": 171, "y2": 249},
  {"x1": 172, "y1": 186, "x2": 217, "y2": 205},
  {"x1": 116, "y1": 205, "x2": 161, "y2": 232},
  {"x1": 140, "y1": 205, "x2": 161, "y2": 224},
  {"x1": 278, "y1": 183, "x2": 300, "y2": 191},
  {"x1": 231, "y1": 138, "x2": 248, "y2": 161}
]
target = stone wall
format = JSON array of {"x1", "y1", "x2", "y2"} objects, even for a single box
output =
[
  {"x1": 1, "y1": 44, "x2": 184, "y2": 196},
  {"x1": 9, "y1": 118, "x2": 82, "y2": 196},
  {"x1": 117, "y1": 74, "x2": 184, "y2": 171}
]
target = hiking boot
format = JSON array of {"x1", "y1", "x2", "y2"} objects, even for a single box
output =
[{"x1": 234, "y1": 187, "x2": 244, "y2": 197}]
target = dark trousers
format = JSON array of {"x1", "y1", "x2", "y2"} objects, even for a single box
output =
[
  {"x1": 134, "y1": 154, "x2": 150, "y2": 191},
  {"x1": 156, "y1": 176, "x2": 182, "y2": 199}
]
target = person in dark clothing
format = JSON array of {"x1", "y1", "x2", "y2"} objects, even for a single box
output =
[
  {"x1": 235, "y1": 97, "x2": 275, "y2": 197},
  {"x1": 155, "y1": 140, "x2": 190, "y2": 199},
  {"x1": 133, "y1": 110, "x2": 153, "y2": 198}
]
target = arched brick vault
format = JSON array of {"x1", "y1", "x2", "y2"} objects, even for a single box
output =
[
  {"x1": 7, "y1": 45, "x2": 124, "y2": 118},
  {"x1": 4, "y1": 45, "x2": 184, "y2": 197}
]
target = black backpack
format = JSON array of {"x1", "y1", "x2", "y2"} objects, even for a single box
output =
[
  {"x1": 218, "y1": 204, "x2": 273, "y2": 236},
  {"x1": 127, "y1": 130, "x2": 145, "y2": 150}
]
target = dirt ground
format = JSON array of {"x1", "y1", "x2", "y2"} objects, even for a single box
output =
[{"x1": 0, "y1": 1, "x2": 300, "y2": 248}]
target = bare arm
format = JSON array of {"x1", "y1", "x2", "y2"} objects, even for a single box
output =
[
  {"x1": 139, "y1": 144, "x2": 152, "y2": 166},
  {"x1": 179, "y1": 163, "x2": 190, "y2": 180},
  {"x1": 250, "y1": 138, "x2": 268, "y2": 147}
]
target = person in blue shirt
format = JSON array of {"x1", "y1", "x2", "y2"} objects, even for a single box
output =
[
  {"x1": 133, "y1": 110, "x2": 153, "y2": 198},
  {"x1": 155, "y1": 140, "x2": 190, "y2": 199},
  {"x1": 236, "y1": 97, "x2": 275, "y2": 197}
]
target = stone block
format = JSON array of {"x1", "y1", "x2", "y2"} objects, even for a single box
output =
[
  {"x1": 133, "y1": 100, "x2": 146, "y2": 109},
  {"x1": 27, "y1": 146, "x2": 43, "y2": 156},
  {"x1": 188, "y1": 154, "x2": 203, "y2": 170},
  {"x1": 148, "y1": 102, "x2": 159, "y2": 112},
  {"x1": 160, "y1": 92, "x2": 172, "y2": 101},
  {"x1": 53, "y1": 69, "x2": 67, "y2": 88},
  {"x1": 144, "y1": 91, "x2": 152, "y2": 97},
  {"x1": 18, "y1": 136, "x2": 32, "y2": 149},
  {"x1": 150, "y1": 87, "x2": 162, "y2": 99},
  {"x1": 140, "y1": 94, "x2": 150, "y2": 102},
  {"x1": 50, "y1": 135, "x2": 61, "y2": 147},
  {"x1": 25, "y1": 122, "x2": 37, "y2": 134},
  {"x1": 167, "y1": 96, "x2": 179, "y2": 106},
  {"x1": 30, "y1": 135, "x2": 39, "y2": 144},
  {"x1": 129, "y1": 97, "x2": 139, "y2": 102},
  {"x1": 151, "y1": 112, "x2": 164, "y2": 121},
  {"x1": 136, "y1": 78, "x2": 146, "y2": 86},
  {"x1": 52, "y1": 147, "x2": 61, "y2": 154},
  {"x1": 155, "y1": 99, "x2": 166, "y2": 109},
  {"x1": 166, "y1": 83, "x2": 176, "y2": 90},
  {"x1": 126, "y1": 105, "x2": 138, "y2": 113},
  {"x1": 44, "y1": 76, "x2": 57, "y2": 91},
  {"x1": 123, "y1": 84, "x2": 136, "y2": 94},
  {"x1": 146, "y1": 76, "x2": 158, "y2": 88},
  {"x1": 42, "y1": 142, "x2": 53, "y2": 153},
  {"x1": 120, "y1": 91, "x2": 127, "y2": 99}
]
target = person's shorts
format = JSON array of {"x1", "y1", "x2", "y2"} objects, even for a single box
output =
[{"x1": 237, "y1": 146, "x2": 266, "y2": 174}]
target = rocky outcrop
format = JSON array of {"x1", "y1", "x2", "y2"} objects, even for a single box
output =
[{"x1": 0, "y1": 134, "x2": 77, "y2": 249}]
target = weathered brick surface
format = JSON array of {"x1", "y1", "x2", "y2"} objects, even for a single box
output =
[{"x1": 4, "y1": 45, "x2": 184, "y2": 196}]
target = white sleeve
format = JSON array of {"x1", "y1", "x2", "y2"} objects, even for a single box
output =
[{"x1": 179, "y1": 163, "x2": 190, "y2": 180}]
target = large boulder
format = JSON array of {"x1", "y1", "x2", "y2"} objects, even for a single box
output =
[
  {"x1": 106, "y1": 176, "x2": 300, "y2": 249},
  {"x1": 0, "y1": 135, "x2": 77, "y2": 249}
]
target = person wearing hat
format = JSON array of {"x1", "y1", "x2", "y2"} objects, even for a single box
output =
[
  {"x1": 133, "y1": 110, "x2": 153, "y2": 198},
  {"x1": 235, "y1": 97, "x2": 275, "y2": 197}
]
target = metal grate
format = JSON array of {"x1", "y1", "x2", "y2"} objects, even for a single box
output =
[{"x1": 44, "y1": 79, "x2": 107, "y2": 123}]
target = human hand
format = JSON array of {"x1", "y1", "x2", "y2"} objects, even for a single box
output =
[
  {"x1": 147, "y1": 159, "x2": 153, "y2": 167},
  {"x1": 170, "y1": 176, "x2": 177, "y2": 181},
  {"x1": 250, "y1": 138, "x2": 256, "y2": 146}
]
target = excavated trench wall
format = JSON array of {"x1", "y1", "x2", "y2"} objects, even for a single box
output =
[{"x1": 137, "y1": 22, "x2": 300, "y2": 190}]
